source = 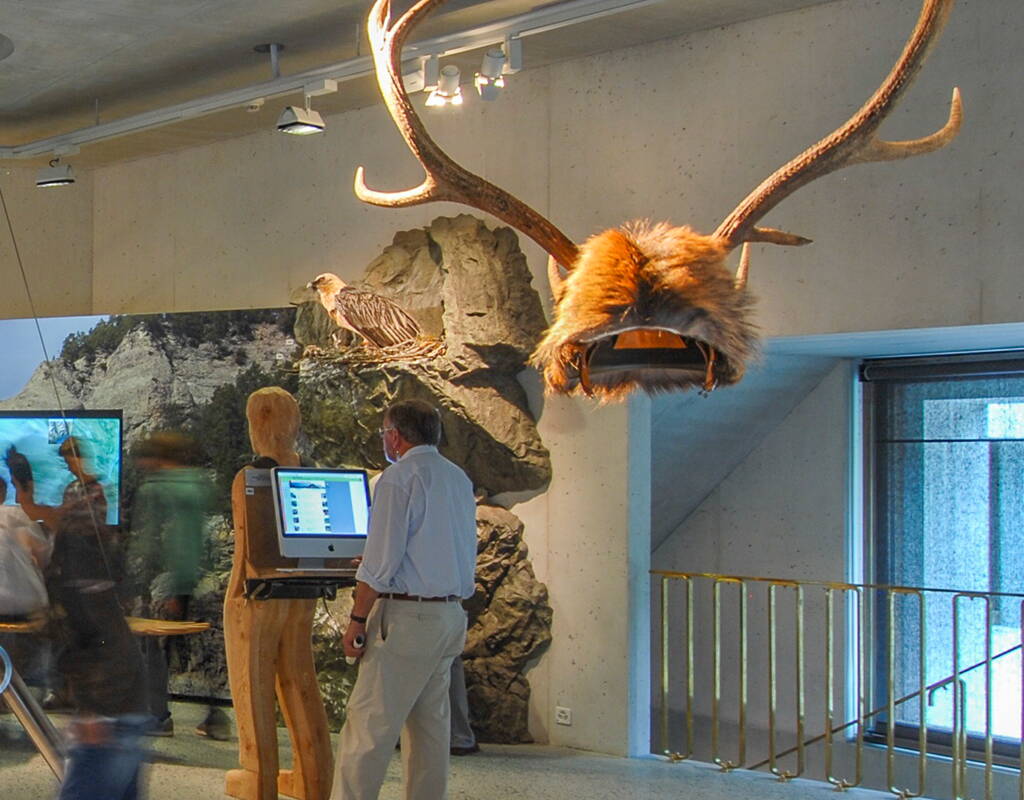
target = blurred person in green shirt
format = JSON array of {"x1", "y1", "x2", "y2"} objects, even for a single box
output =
[{"x1": 128, "y1": 431, "x2": 219, "y2": 737}]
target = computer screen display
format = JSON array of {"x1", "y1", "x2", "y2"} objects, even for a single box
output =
[{"x1": 270, "y1": 467, "x2": 370, "y2": 561}]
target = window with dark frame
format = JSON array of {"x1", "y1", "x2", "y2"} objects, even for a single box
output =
[{"x1": 862, "y1": 353, "x2": 1024, "y2": 759}]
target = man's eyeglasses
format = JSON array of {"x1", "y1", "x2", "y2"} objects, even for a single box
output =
[{"x1": 379, "y1": 426, "x2": 396, "y2": 437}]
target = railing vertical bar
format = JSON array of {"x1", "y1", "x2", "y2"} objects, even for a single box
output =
[
  {"x1": 660, "y1": 575, "x2": 670, "y2": 757},
  {"x1": 1019, "y1": 598, "x2": 1023, "y2": 800},
  {"x1": 795, "y1": 584, "x2": 806, "y2": 779},
  {"x1": 825, "y1": 587, "x2": 836, "y2": 787},
  {"x1": 685, "y1": 577, "x2": 694, "y2": 759},
  {"x1": 856, "y1": 586, "x2": 865, "y2": 789},
  {"x1": 739, "y1": 580, "x2": 748, "y2": 769},
  {"x1": 769, "y1": 583, "x2": 779, "y2": 778},
  {"x1": 952, "y1": 595, "x2": 965, "y2": 800},
  {"x1": 915, "y1": 590, "x2": 927, "y2": 798},
  {"x1": 887, "y1": 589, "x2": 897, "y2": 796},
  {"x1": 984, "y1": 597, "x2": 993, "y2": 800},
  {"x1": 712, "y1": 580, "x2": 723, "y2": 768}
]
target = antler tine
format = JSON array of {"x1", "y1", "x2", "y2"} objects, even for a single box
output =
[
  {"x1": 714, "y1": 0, "x2": 961, "y2": 251},
  {"x1": 355, "y1": 0, "x2": 580, "y2": 272}
]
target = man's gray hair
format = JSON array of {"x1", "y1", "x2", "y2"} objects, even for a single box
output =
[{"x1": 385, "y1": 400, "x2": 442, "y2": 447}]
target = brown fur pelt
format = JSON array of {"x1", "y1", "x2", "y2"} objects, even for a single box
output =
[{"x1": 530, "y1": 221, "x2": 760, "y2": 401}]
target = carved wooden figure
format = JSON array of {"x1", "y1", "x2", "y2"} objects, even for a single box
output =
[
  {"x1": 354, "y1": 0, "x2": 962, "y2": 400},
  {"x1": 223, "y1": 387, "x2": 333, "y2": 800}
]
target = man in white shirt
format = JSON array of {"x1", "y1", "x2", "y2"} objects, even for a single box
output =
[{"x1": 331, "y1": 400, "x2": 477, "y2": 800}]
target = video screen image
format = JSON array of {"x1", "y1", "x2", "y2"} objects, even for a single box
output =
[
  {"x1": 275, "y1": 470, "x2": 369, "y2": 538},
  {"x1": 0, "y1": 411, "x2": 122, "y2": 525}
]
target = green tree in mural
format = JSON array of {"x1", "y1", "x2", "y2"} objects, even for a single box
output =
[{"x1": 191, "y1": 363, "x2": 298, "y2": 512}]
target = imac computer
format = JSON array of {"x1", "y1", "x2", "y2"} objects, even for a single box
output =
[{"x1": 270, "y1": 467, "x2": 371, "y2": 570}]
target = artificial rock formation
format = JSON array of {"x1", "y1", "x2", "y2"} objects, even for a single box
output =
[
  {"x1": 295, "y1": 216, "x2": 554, "y2": 740},
  {"x1": 465, "y1": 505, "x2": 552, "y2": 743},
  {"x1": 294, "y1": 214, "x2": 552, "y2": 499},
  {"x1": 307, "y1": 504, "x2": 551, "y2": 742}
]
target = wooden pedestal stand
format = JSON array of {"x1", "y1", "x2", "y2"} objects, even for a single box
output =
[{"x1": 223, "y1": 388, "x2": 334, "y2": 800}]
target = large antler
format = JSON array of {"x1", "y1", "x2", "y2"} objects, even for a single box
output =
[
  {"x1": 713, "y1": 0, "x2": 962, "y2": 251},
  {"x1": 355, "y1": 0, "x2": 579, "y2": 274}
]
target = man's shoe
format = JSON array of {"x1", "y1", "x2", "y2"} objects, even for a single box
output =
[
  {"x1": 145, "y1": 715, "x2": 174, "y2": 737},
  {"x1": 195, "y1": 707, "x2": 231, "y2": 741},
  {"x1": 450, "y1": 743, "x2": 480, "y2": 756}
]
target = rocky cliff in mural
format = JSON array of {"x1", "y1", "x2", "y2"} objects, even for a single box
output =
[{"x1": 1, "y1": 215, "x2": 553, "y2": 742}]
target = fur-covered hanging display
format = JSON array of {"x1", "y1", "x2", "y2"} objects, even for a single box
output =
[{"x1": 352, "y1": 0, "x2": 962, "y2": 402}]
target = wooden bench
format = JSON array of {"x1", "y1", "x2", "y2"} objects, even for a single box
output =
[{"x1": 0, "y1": 616, "x2": 210, "y2": 636}]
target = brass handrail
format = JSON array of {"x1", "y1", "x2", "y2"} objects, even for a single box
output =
[
  {"x1": 652, "y1": 570, "x2": 1024, "y2": 598},
  {"x1": 654, "y1": 571, "x2": 1024, "y2": 800},
  {"x1": 749, "y1": 641, "x2": 1022, "y2": 770}
]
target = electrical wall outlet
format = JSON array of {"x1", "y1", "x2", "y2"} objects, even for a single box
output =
[{"x1": 554, "y1": 706, "x2": 572, "y2": 726}]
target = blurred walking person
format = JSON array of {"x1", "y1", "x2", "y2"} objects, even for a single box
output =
[
  {"x1": 128, "y1": 431, "x2": 227, "y2": 740},
  {"x1": 14, "y1": 435, "x2": 149, "y2": 800}
]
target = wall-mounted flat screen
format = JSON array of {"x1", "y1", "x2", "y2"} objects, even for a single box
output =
[
  {"x1": 271, "y1": 467, "x2": 370, "y2": 563},
  {"x1": 0, "y1": 410, "x2": 123, "y2": 525}
]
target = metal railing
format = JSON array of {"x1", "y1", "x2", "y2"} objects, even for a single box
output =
[
  {"x1": 0, "y1": 644, "x2": 66, "y2": 779},
  {"x1": 652, "y1": 571, "x2": 1024, "y2": 800}
]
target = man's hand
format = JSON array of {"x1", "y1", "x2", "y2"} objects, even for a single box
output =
[{"x1": 343, "y1": 621, "x2": 367, "y2": 660}]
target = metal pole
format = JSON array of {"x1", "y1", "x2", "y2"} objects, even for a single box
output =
[{"x1": 0, "y1": 646, "x2": 66, "y2": 781}]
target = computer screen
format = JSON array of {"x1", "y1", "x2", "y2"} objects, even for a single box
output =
[{"x1": 270, "y1": 467, "x2": 370, "y2": 562}]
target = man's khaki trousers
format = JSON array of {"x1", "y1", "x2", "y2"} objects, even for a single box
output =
[{"x1": 331, "y1": 598, "x2": 467, "y2": 800}]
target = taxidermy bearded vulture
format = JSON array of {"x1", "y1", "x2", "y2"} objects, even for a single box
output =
[{"x1": 307, "y1": 272, "x2": 421, "y2": 348}]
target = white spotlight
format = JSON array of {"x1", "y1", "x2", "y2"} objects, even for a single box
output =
[
  {"x1": 426, "y1": 65, "x2": 462, "y2": 108},
  {"x1": 475, "y1": 48, "x2": 506, "y2": 101},
  {"x1": 277, "y1": 99, "x2": 325, "y2": 135},
  {"x1": 36, "y1": 158, "x2": 75, "y2": 188}
]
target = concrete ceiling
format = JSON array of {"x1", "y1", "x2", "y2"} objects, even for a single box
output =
[{"x1": 0, "y1": 0, "x2": 838, "y2": 167}]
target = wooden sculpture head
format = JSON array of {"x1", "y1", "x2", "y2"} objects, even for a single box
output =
[
  {"x1": 247, "y1": 386, "x2": 301, "y2": 466},
  {"x1": 354, "y1": 0, "x2": 962, "y2": 401}
]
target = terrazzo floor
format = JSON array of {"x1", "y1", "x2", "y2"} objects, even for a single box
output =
[{"x1": 1, "y1": 701, "x2": 898, "y2": 800}]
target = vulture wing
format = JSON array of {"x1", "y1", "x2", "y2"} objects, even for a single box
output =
[{"x1": 334, "y1": 287, "x2": 421, "y2": 347}]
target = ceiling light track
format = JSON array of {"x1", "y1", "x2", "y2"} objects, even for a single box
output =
[{"x1": 0, "y1": 0, "x2": 664, "y2": 160}]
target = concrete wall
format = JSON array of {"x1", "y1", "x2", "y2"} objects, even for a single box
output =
[
  {"x1": 0, "y1": 0, "x2": 1019, "y2": 758},
  {"x1": 0, "y1": 166, "x2": 93, "y2": 319},
  {"x1": 654, "y1": 361, "x2": 851, "y2": 581}
]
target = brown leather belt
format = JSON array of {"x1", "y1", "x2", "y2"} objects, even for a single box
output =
[{"x1": 383, "y1": 593, "x2": 459, "y2": 602}]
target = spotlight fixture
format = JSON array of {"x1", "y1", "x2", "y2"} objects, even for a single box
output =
[
  {"x1": 36, "y1": 157, "x2": 75, "y2": 188},
  {"x1": 475, "y1": 48, "x2": 506, "y2": 100},
  {"x1": 276, "y1": 79, "x2": 337, "y2": 135},
  {"x1": 425, "y1": 64, "x2": 462, "y2": 108},
  {"x1": 277, "y1": 100, "x2": 325, "y2": 135}
]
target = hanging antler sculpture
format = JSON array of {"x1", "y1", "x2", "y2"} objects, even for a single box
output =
[{"x1": 356, "y1": 0, "x2": 962, "y2": 400}]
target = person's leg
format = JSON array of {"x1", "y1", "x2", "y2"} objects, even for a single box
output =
[
  {"x1": 331, "y1": 601, "x2": 454, "y2": 800},
  {"x1": 402, "y1": 604, "x2": 467, "y2": 800},
  {"x1": 402, "y1": 657, "x2": 454, "y2": 800},
  {"x1": 139, "y1": 637, "x2": 170, "y2": 728},
  {"x1": 59, "y1": 716, "x2": 148, "y2": 800},
  {"x1": 448, "y1": 657, "x2": 477, "y2": 752}
]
